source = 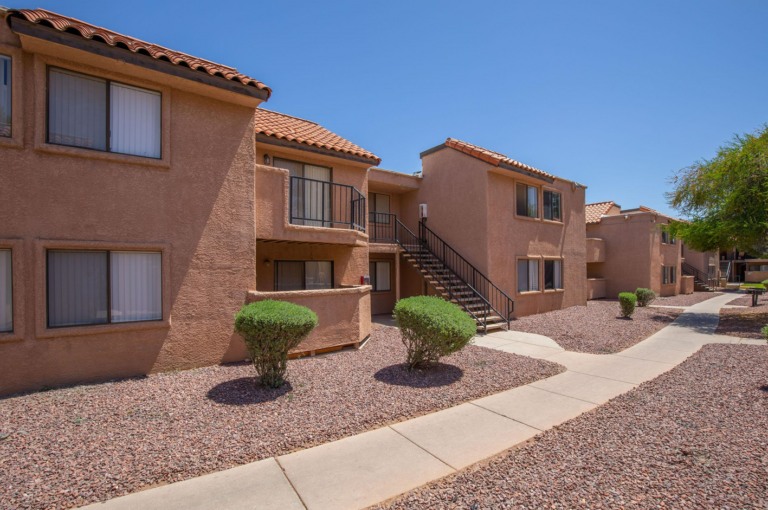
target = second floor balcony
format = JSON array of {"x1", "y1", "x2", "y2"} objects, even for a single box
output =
[{"x1": 289, "y1": 176, "x2": 366, "y2": 233}]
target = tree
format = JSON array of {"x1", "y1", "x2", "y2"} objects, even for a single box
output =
[{"x1": 666, "y1": 124, "x2": 768, "y2": 256}]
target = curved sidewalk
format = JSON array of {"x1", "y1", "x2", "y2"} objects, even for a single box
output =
[{"x1": 84, "y1": 293, "x2": 754, "y2": 510}]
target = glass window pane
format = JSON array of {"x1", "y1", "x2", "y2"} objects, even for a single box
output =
[
  {"x1": 110, "y1": 251, "x2": 162, "y2": 323},
  {"x1": 0, "y1": 249, "x2": 11, "y2": 332},
  {"x1": 48, "y1": 68, "x2": 107, "y2": 151},
  {"x1": 305, "y1": 261, "x2": 332, "y2": 290},
  {"x1": 369, "y1": 262, "x2": 376, "y2": 289},
  {"x1": 0, "y1": 55, "x2": 10, "y2": 138},
  {"x1": 48, "y1": 250, "x2": 108, "y2": 327},
  {"x1": 552, "y1": 192, "x2": 561, "y2": 221},
  {"x1": 517, "y1": 259, "x2": 528, "y2": 292},
  {"x1": 554, "y1": 260, "x2": 563, "y2": 289},
  {"x1": 543, "y1": 191, "x2": 552, "y2": 221},
  {"x1": 110, "y1": 83, "x2": 161, "y2": 158},
  {"x1": 529, "y1": 260, "x2": 539, "y2": 291},
  {"x1": 544, "y1": 260, "x2": 554, "y2": 290},
  {"x1": 527, "y1": 186, "x2": 538, "y2": 218},
  {"x1": 375, "y1": 261, "x2": 391, "y2": 292},
  {"x1": 275, "y1": 261, "x2": 304, "y2": 291},
  {"x1": 516, "y1": 184, "x2": 527, "y2": 216}
]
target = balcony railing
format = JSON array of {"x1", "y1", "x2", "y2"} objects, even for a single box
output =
[
  {"x1": 290, "y1": 176, "x2": 366, "y2": 232},
  {"x1": 368, "y1": 211, "x2": 397, "y2": 243}
]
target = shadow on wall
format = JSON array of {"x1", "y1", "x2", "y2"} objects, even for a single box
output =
[{"x1": 374, "y1": 363, "x2": 463, "y2": 388}]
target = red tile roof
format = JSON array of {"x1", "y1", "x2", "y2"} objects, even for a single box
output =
[
  {"x1": 254, "y1": 109, "x2": 380, "y2": 165},
  {"x1": 444, "y1": 138, "x2": 555, "y2": 180},
  {"x1": 585, "y1": 201, "x2": 616, "y2": 224},
  {"x1": 7, "y1": 8, "x2": 271, "y2": 96}
]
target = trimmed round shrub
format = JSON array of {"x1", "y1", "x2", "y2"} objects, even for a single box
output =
[
  {"x1": 618, "y1": 292, "x2": 637, "y2": 318},
  {"x1": 762, "y1": 325, "x2": 768, "y2": 340},
  {"x1": 393, "y1": 296, "x2": 476, "y2": 369},
  {"x1": 234, "y1": 300, "x2": 318, "y2": 388},
  {"x1": 635, "y1": 288, "x2": 657, "y2": 307}
]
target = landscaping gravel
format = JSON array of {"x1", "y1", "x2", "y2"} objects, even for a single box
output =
[
  {"x1": 375, "y1": 344, "x2": 768, "y2": 510},
  {"x1": 507, "y1": 301, "x2": 682, "y2": 354},
  {"x1": 652, "y1": 291, "x2": 723, "y2": 307},
  {"x1": 717, "y1": 293, "x2": 768, "y2": 339},
  {"x1": 0, "y1": 324, "x2": 563, "y2": 510}
]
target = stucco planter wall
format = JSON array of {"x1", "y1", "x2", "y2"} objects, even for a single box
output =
[
  {"x1": 587, "y1": 278, "x2": 606, "y2": 299},
  {"x1": 680, "y1": 275, "x2": 694, "y2": 294}
]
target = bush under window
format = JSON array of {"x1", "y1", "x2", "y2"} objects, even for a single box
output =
[{"x1": 634, "y1": 288, "x2": 656, "y2": 307}]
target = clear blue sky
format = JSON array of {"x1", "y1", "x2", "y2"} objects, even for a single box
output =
[{"x1": 31, "y1": 0, "x2": 768, "y2": 216}]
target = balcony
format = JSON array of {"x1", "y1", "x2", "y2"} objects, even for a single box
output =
[
  {"x1": 368, "y1": 211, "x2": 398, "y2": 243},
  {"x1": 255, "y1": 165, "x2": 368, "y2": 246}
]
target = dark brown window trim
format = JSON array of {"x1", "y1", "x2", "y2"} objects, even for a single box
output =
[{"x1": 273, "y1": 260, "x2": 335, "y2": 292}]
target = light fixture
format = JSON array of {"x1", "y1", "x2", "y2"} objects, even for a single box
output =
[
  {"x1": 263, "y1": 259, "x2": 271, "y2": 267},
  {"x1": 263, "y1": 154, "x2": 271, "y2": 165}
]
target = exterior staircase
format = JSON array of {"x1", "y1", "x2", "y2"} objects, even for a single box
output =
[
  {"x1": 682, "y1": 262, "x2": 716, "y2": 292},
  {"x1": 388, "y1": 217, "x2": 514, "y2": 333}
]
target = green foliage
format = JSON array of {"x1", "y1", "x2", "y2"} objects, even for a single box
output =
[
  {"x1": 393, "y1": 296, "x2": 476, "y2": 369},
  {"x1": 741, "y1": 283, "x2": 766, "y2": 290},
  {"x1": 234, "y1": 300, "x2": 317, "y2": 388},
  {"x1": 762, "y1": 279, "x2": 768, "y2": 286},
  {"x1": 618, "y1": 292, "x2": 637, "y2": 318},
  {"x1": 634, "y1": 288, "x2": 657, "y2": 307},
  {"x1": 762, "y1": 325, "x2": 768, "y2": 340},
  {"x1": 666, "y1": 124, "x2": 768, "y2": 256}
]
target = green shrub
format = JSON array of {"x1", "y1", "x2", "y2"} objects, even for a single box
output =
[
  {"x1": 234, "y1": 300, "x2": 317, "y2": 388},
  {"x1": 762, "y1": 325, "x2": 768, "y2": 340},
  {"x1": 762, "y1": 279, "x2": 768, "y2": 286},
  {"x1": 634, "y1": 288, "x2": 656, "y2": 307},
  {"x1": 393, "y1": 296, "x2": 476, "y2": 369},
  {"x1": 618, "y1": 292, "x2": 637, "y2": 318}
]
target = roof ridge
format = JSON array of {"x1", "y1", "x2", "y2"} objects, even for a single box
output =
[{"x1": 256, "y1": 109, "x2": 319, "y2": 125}]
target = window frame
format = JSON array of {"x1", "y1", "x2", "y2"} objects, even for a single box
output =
[
  {"x1": 274, "y1": 260, "x2": 334, "y2": 292},
  {"x1": 662, "y1": 265, "x2": 677, "y2": 285},
  {"x1": 542, "y1": 189, "x2": 563, "y2": 222},
  {"x1": 45, "y1": 248, "x2": 163, "y2": 329},
  {"x1": 369, "y1": 260, "x2": 392, "y2": 292},
  {"x1": 369, "y1": 192, "x2": 391, "y2": 224},
  {"x1": 516, "y1": 183, "x2": 539, "y2": 219},
  {"x1": 46, "y1": 66, "x2": 163, "y2": 159},
  {"x1": 543, "y1": 259, "x2": 564, "y2": 290},
  {"x1": 517, "y1": 258, "x2": 540, "y2": 293},
  {"x1": 0, "y1": 248, "x2": 12, "y2": 333},
  {"x1": 0, "y1": 53, "x2": 11, "y2": 139}
]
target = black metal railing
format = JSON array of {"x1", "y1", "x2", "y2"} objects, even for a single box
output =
[
  {"x1": 417, "y1": 220, "x2": 515, "y2": 327},
  {"x1": 289, "y1": 176, "x2": 366, "y2": 232},
  {"x1": 682, "y1": 262, "x2": 717, "y2": 291},
  {"x1": 369, "y1": 211, "x2": 397, "y2": 243}
]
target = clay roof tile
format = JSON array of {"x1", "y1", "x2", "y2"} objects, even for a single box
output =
[
  {"x1": 443, "y1": 138, "x2": 555, "y2": 180},
  {"x1": 585, "y1": 201, "x2": 616, "y2": 224}
]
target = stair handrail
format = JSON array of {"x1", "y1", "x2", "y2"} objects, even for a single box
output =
[
  {"x1": 392, "y1": 219, "x2": 486, "y2": 326},
  {"x1": 681, "y1": 261, "x2": 714, "y2": 291},
  {"x1": 417, "y1": 220, "x2": 514, "y2": 325}
]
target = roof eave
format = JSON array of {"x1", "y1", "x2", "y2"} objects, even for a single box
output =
[
  {"x1": 8, "y1": 17, "x2": 270, "y2": 102},
  {"x1": 255, "y1": 133, "x2": 380, "y2": 166}
]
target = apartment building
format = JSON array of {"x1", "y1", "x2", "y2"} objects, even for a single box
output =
[
  {"x1": 585, "y1": 202, "x2": 718, "y2": 299},
  {"x1": 368, "y1": 139, "x2": 588, "y2": 330},
  {"x1": 0, "y1": 8, "x2": 272, "y2": 395}
]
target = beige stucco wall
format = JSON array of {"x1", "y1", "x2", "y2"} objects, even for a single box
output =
[
  {"x1": 681, "y1": 275, "x2": 694, "y2": 294},
  {"x1": 587, "y1": 278, "x2": 606, "y2": 299},
  {"x1": 246, "y1": 286, "x2": 371, "y2": 354},
  {"x1": 0, "y1": 24, "x2": 262, "y2": 395},
  {"x1": 586, "y1": 238, "x2": 606, "y2": 263}
]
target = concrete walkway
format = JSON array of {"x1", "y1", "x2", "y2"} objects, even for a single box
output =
[{"x1": 85, "y1": 293, "x2": 760, "y2": 510}]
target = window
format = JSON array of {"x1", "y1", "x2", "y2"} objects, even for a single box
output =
[
  {"x1": 661, "y1": 228, "x2": 676, "y2": 244},
  {"x1": 47, "y1": 250, "x2": 162, "y2": 327},
  {"x1": 0, "y1": 249, "x2": 11, "y2": 332},
  {"x1": 516, "y1": 183, "x2": 538, "y2": 218},
  {"x1": 275, "y1": 158, "x2": 332, "y2": 227},
  {"x1": 662, "y1": 266, "x2": 677, "y2": 285},
  {"x1": 543, "y1": 190, "x2": 562, "y2": 222},
  {"x1": 369, "y1": 193, "x2": 390, "y2": 224},
  {"x1": 274, "y1": 261, "x2": 333, "y2": 291},
  {"x1": 517, "y1": 259, "x2": 539, "y2": 292},
  {"x1": 369, "y1": 261, "x2": 391, "y2": 292},
  {"x1": 0, "y1": 54, "x2": 10, "y2": 138},
  {"x1": 544, "y1": 260, "x2": 563, "y2": 290},
  {"x1": 47, "y1": 67, "x2": 161, "y2": 158}
]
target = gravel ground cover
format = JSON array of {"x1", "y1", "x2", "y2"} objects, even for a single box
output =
[
  {"x1": 717, "y1": 293, "x2": 768, "y2": 339},
  {"x1": 507, "y1": 301, "x2": 682, "y2": 354},
  {"x1": 652, "y1": 291, "x2": 723, "y2": 307},
  {"x1": 375, "y1": 344, "x2": 768, "y2": 510},
  {"x1": 0, "y1": 324, "x2": 563, "y2": 510}
]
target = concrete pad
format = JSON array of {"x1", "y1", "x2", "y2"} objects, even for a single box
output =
[
  {"x1": 614, "y1": 344, "x2": 695, "y2": 365},
  {"x1": 737, "y1": 338, "x2": 767, "y2": 345},
  {"x1": 649, "y1": 305, "x2": 689, "y2": 310},
  {"x1": 702, "y1": 335, "x2": 739, "y2": 344},
  {"x1": 391, "y1": 403, "x2": 538, "y2": 470},
  {"x1": 641, "y1": 336, "x2": 704, "y2": 353},
  {"x1": 472, "y1": 335, "x2": 515, "y2": 349},
  {"x1": 493, "y1": 341, "x2": 563, "y2": 359},
  {"x1": 543, "y1": 350, "x2": 603, "y2": 370},
  {"x1": 568, "y1": 355, "x2": 673, "y2": 385},
  {"x1": 82, "y1": 458, "x2": 304, "y2": 510},
  {"x1": 487, "y1": 330, "x2": 562, "y2": 349},
  {"x1": 530, "y1": 371, "x2": 636, "y2": 405},
  {"x1": 473, "y1": 385, "x2": 596, "y2": 431},
  {"x1": 278, "y1": 426, "x2": 453, "y2": 510}
]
